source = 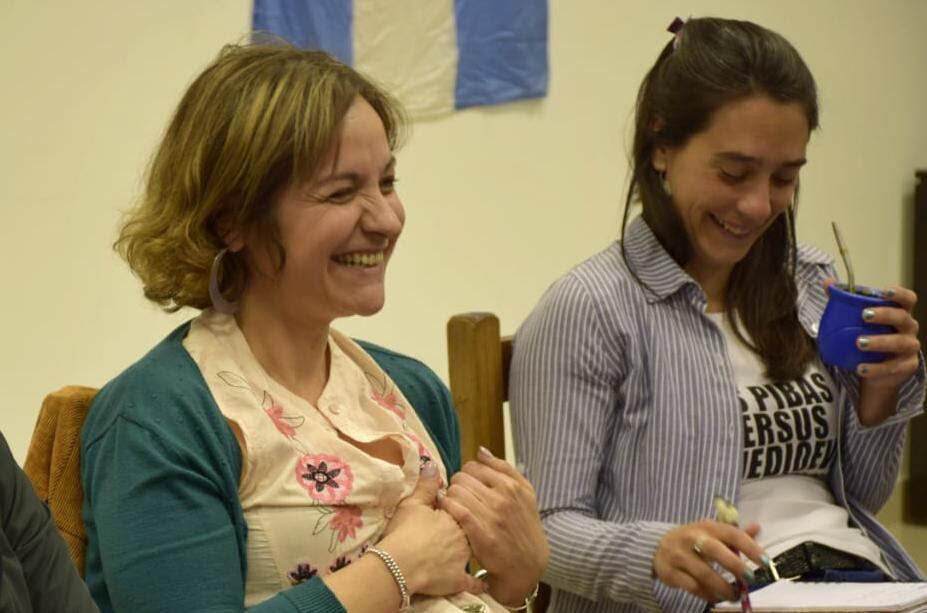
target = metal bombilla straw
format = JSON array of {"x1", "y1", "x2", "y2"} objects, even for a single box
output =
[{"x1": 831, "y1": 222, "x2": 855, "y2": 294}]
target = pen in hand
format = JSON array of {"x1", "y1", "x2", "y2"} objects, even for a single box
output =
[{"x1": 714, "y1": 497, "x2": 754, "y2": 613}]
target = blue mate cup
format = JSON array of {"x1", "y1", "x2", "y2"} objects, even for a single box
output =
[{"x1": 818, "y1": 284, "x2": 897, "y2": 370}]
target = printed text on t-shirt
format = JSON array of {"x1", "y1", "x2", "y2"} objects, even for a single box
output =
[{"x1": 739, "y1": 372, "x2": 836, "y2": 480}]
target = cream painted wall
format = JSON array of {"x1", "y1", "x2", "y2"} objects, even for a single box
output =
[{"x1": 2, "y1": 0, "x2": 925, "y2": 567}]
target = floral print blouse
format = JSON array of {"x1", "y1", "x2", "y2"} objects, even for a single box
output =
[{"x1": 184, "y1": 311, "x2": 503, "y2": 612}]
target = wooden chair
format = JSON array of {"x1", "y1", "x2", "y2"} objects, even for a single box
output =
[
  {"x1": 446, "y1": 312, "x2": 550, "y2": 613},
  {"x1": 446, "y1": 312, "x2": 513, "y2": 464},
  {"x1": 23, "y1": 385, "x2": 99, "y2": 576}
]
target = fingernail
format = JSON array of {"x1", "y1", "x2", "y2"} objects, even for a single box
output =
[
  {"x1": 857, "y1": 364, "x2": 869, "y2": 376},
  {"x1": 743, "y1": 569, "x2": 756, "y2": 582},
  {"x1": 886, "y1": 288, "x2": 896, "y2": 298},
  {"x1": 857, "y1": 336, "x2": 870, "y2": 349},
  {"x1": 436, "y1": 489, "x2": 445, "y2": 502},
  {"x1": 421, "y1": 461, "x2": 437, "y2": 477},
  {"x1": 478, "y1": 446, "x2": 495, "y2": 460},
  {"x1": 863, "y1": 308, "x2": 876, "y2": 321},
  {"x1": 761, "y1": 554, "x2": 772, "y2": 567}
]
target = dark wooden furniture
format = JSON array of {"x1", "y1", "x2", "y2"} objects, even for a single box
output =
[{"x1": 906, "y1": 170, "x2": 927, "y2": 524}]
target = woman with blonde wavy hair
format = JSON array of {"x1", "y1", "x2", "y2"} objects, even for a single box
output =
[{"x1": 81, "y1": 43, "x2": 547, "y2": 613}]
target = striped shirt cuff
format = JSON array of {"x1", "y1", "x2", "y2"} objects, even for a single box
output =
[
  {"x1": 627, "y1": 521, "x2": 676, "y2": 611},
  {"x1": 545, "y1": 512, "x2": 674, "y2": 610}
]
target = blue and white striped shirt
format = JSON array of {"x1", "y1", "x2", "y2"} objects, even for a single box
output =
[{"x1": 510, "y1": 216, "x2": 925, "y2": 612}]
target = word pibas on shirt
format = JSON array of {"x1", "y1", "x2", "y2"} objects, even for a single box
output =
[{"x1": 738, "y1": 372, "x2": 836, "y2": 480}]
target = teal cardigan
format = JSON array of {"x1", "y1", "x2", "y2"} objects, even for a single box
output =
[{"x1": 80, "y1": 323, "x2": 461, "y2": 613}]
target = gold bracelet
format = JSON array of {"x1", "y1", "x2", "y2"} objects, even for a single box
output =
[{"x1": 474, "y1": 569, "x2": 539, "y2": 612}]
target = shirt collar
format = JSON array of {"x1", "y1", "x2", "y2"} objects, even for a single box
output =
[
  {"x1": 623, "y1": 216, "x2": 832, "y2": 308},
  {"x1": 623, "y1": 215, "x2": 699, "y2": 304}
]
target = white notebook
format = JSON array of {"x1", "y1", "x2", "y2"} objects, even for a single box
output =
[{"x1": 712, "y1": 581, "x2": 927, "y2": 612}]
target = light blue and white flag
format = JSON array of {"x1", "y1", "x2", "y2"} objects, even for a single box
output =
[{"x1": 252, "y1": 0, "x2": 548, "y2": 118}]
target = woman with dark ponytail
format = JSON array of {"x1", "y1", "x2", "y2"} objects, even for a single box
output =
[{"x1": 511, "y1": 16, "x2": 924, "y2": 612}]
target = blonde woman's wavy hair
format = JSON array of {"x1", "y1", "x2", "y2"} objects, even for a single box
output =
[{"x1": 116, "y1": 43, "x2": 404, "y2": 311}]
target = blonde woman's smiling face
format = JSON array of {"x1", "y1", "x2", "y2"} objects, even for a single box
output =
[{"x1": 240, "y1": 97, "x2": 404, "y2": 325}]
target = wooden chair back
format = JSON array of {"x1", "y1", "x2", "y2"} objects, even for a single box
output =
[
  {"x1": 447, "y1": 312, "x2": 550, "y2": 612},
  {"x1": 446, "y1": 312, "x2": 512, "y2": 463}
]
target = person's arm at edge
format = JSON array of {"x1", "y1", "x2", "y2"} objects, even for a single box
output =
[{"x1": 1, "y1": 432, "x2": 99, "y2": 613}]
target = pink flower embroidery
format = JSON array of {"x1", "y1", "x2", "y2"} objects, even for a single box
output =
[
  {"x1": 296, "y1": 454, "x2": 354, "y2": 504},
  {"x1": 366, "y1": 372, "x2": 406, "y2": 419},
  {"x1": 265, "y1": 403, "x2": 295, "y2": 438},
  {"x1": 371, "y1": 389, "x2": 406, "y2": 420},
  {"x1": 262, "y1": 392, "x2": 304, "y2": 439},
  {"x1": 329, "y1": 505, "x2": 363, "y2": 542}
]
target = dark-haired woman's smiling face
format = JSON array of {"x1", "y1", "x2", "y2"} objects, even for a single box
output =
[{"x1": 652, "y1": 94, "x2": 810, "y2": 284}]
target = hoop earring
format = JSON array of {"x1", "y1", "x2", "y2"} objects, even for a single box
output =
[{"x1": 208, "y1": 248, "x2": 240, "y2": 314}]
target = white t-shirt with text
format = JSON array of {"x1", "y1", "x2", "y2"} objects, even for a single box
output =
[{"x1": 708, "y1": 311, "x2": 887, "y2": 572}]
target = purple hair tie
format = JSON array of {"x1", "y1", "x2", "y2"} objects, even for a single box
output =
[{"x1": 667, "y1": 16, "x2": 686, "y2": 49}]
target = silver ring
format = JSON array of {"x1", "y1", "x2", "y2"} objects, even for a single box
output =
[{"x1": 692, "y1": 538, "x2": 705, "y2": 556}]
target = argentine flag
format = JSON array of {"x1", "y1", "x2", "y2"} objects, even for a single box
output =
[{"x1": 252, "y1": 0, "x2": 549, "y2": 119}]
